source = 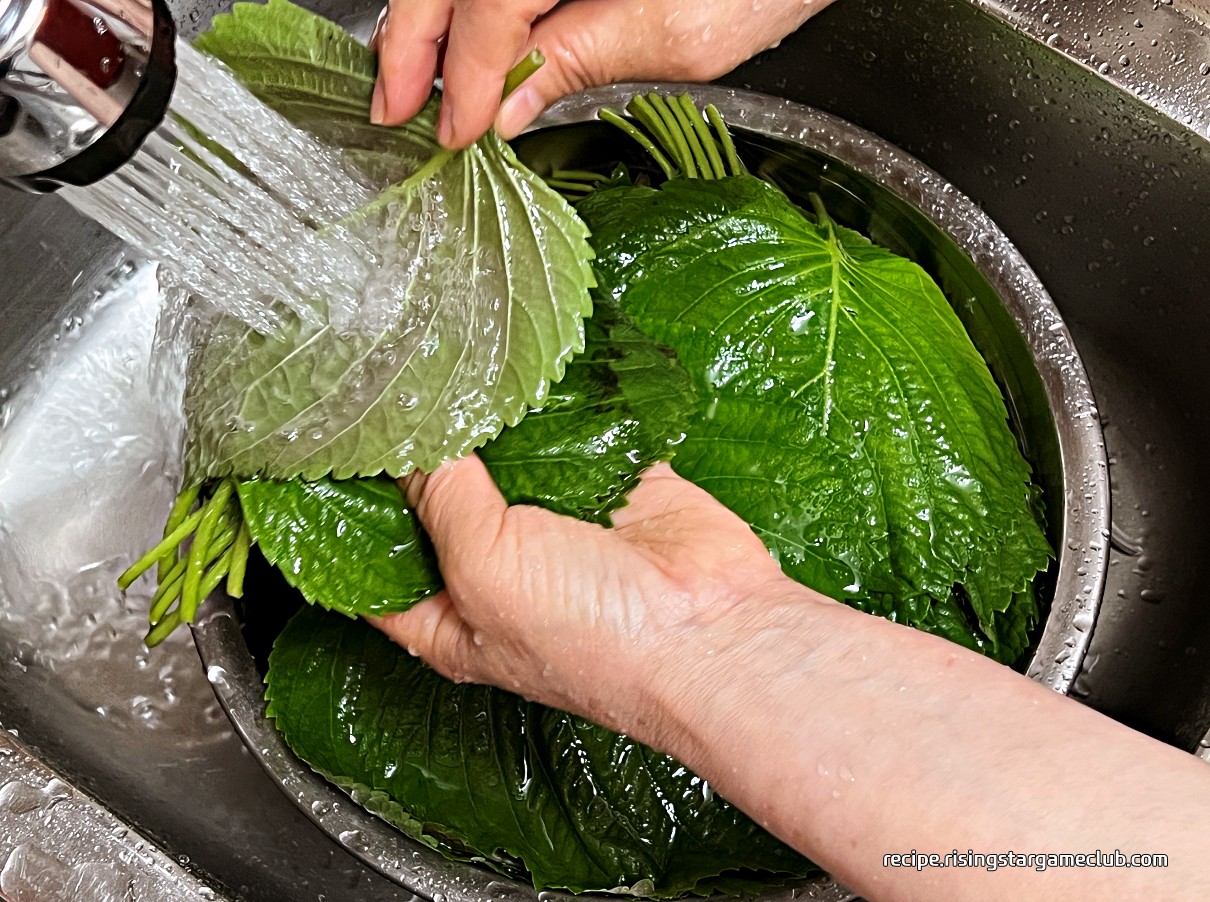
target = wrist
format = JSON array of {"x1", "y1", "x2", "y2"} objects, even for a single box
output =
[{"x1": 621, "y1": 578, "x2": 845, "y2": 768}]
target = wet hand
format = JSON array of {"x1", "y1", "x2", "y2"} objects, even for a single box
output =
[
  {"x1": 372, "y1": 455, "x2": 829, "y2": 731},
  {"x1": 370, "y1": 0, "x2": 839, "y2": 148}
]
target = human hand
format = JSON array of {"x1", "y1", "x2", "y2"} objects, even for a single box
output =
[
  {"x1": 372, "y1": 455, "x2": 832, "y2": 735},
  {"x1": 370, "y1": 0, "x2": 839, "y2": 148},
  {"x1": 371, "y1": 468, "x2": 1210, "y2": 902}
]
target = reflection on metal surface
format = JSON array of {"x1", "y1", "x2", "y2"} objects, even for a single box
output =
[
  {"x1": 0, "y1": 0, "x2": 177, "y2": 190},
  {"x1": 0, "y1": 249, "x2": 425, "y2": 901},
  {"x1": 976, "y1": 0, "x2": 1210, "y2": 141},
  {"x1": 194, "y1": 85, "x2": 1106, "y2": 901},
  {"x1": 0, "y1": 728, "x2": 225, "y2": 901}
]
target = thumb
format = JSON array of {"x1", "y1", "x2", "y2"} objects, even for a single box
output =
[
  {"x1": 494, "y1": 0, "x2": 651, "y2": 140},
  {"x1": 371, "y1": 591, "x2": 482, "y2": 684},
  {"x1": 495, "y1": 0, "x2": 832, "y2": 140},
  {"x1": 400, "y1": 453, "x2": 509, "y2": 567}
]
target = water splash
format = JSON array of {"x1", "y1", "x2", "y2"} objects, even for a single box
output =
[
  {"x1": 0, "y1": 260, "x2": 220, "y2": 736},
  {"x1": 60, "y1": 43, "x2": 378, "y2": 337}
]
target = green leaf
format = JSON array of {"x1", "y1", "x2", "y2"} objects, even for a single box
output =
[
  {"x1": 236, "y1": 476, "x2": 437, "y2": 618},
  {"x1": 194, "y1": 0, "x2": 437, "y2": 182},
  {"x1": 477, "y1": 301, "x2": 695, "y2": 523},
  {"x1": 189, "y1": 64, "x2": 1053, "y2": 893},
  {"x1": 184, "y1": 0, "x2": 594, "y2": 482},
  {"x1": 267, "y1": 606, "x2": 817, "y2": 895},
  {"x1": 577, "y1": 177, "x2": 1051, "y2": 663},
  {"x1": 238, "y1": 302, "x2": 696, "y2": 616}
]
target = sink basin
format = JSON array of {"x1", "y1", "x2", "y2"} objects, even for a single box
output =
[{"x1": 1, "y1": 0, "x2": 1208, "y2": 898}]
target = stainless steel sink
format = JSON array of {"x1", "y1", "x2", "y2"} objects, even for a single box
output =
[{"x1": 1, "y1": 0, "x2": 1209, "y2": 899}]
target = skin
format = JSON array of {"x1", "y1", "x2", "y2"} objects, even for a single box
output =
[
  {"x1": 376, "y1": 457, "x2": 1210, "y2": 900},
  {"x1": 370, "y1": 0, "x2": 839, "y2": 147}
]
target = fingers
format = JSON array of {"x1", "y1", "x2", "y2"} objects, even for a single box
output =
[
  {"x1": 494, "y1": 0, "x2": 638, "y2": 140},
  {"x1": 373, "y1": 0, "x2": 453, "y2": 126},
  {"x1": 381, "y1": 455, "x2": 511, "y2": 681},
  {"x1": 374, "y1": 0, "x2": 840, "y2": 144},
  {"x1": 400, "y1": 454, "x2": 509, "y2": 562},
  {"x1": 491, "y1": 0, "x2": 845, "y2": 139},
  {"x1": 438, "y1": 0, "x2": 561, "y2": 148},
  {"x1": 372, "y1": 0, "x2": 626, "y2": 146},
  {"x1": 371, "y1": 591, "x2": 481, "y2": 683},
  {"x1": 490, "y1": 0, "x2": 744, "y2": 141}
]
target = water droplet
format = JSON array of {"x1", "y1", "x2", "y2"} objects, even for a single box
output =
[{"x1": 338, "y1": 829, "x2": 369, "y2": 853}]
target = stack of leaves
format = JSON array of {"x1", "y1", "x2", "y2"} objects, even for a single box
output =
[{"x1": 121, "y1": 0, "x2": 1051, "y2": 894}]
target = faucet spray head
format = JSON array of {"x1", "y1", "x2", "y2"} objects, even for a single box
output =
[{"x1": 0, "y1": 0, "x2": 176, "y2": 191}]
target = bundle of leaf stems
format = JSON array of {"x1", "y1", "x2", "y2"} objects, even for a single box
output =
[
  {"x1": 545, "y1": 93, "x2": 743, "y2": 203},
  {"x1": 118, "y1": 479, "x2": 251, "y2": 646},
  {"x1": 602, "y1": 93, "x2": 744, "y2": 181}
]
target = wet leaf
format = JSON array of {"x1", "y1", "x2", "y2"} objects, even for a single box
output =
[
  {"x1": 577, "y1": 176, "x2": 1051, "y2": 661},
  {"x1": 187, "y1": 0, "x2": 594, "y2": 481},
  {"x1": 237, "y1": 302, "x2": 696, "y2": 616},
  {"x1": 267, "y1": 606, "x2": 816, "y2": 895}
]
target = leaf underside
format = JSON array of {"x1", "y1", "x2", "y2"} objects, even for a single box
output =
[
  {"x1": 239, "y1": 301, "x2": 697, "y2": 617},
  {"x1": 187, "y1": 0, "x2": 594, "y2": 482}
]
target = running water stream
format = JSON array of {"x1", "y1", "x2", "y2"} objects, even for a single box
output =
[
  {"x1": 60, "y1": 42, "x2": 380, "y2": 336},
  {"x1": 0, "y1": 35, "x2": 416, "y2": 893},
  {"x1": 0, "y1": 36, "x2": 407, "y2": 741}
]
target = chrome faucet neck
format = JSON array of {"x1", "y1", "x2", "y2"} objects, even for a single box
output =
[{"x1": 0, "y1": 0, "x2": 176, "y2": 191}]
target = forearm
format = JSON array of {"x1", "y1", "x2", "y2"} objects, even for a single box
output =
[
  {"x1": 631, "y1": 585, "x2": 1210, "y2": 900},
  {"x1": 389, "y1": 457, "x2": 1209, "y2": 896}
]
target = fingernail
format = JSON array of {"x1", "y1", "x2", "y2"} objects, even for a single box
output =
[
  {"x1": 496, "y1": 85, "x2": 544, "y2": 141},
  {"x1": 436, "y1": 99, "x2": 455, "y2": 147},
  {"x1": 371, "y1": 80, "x2": 386, "y2": 124},
  {"x1": 399, "y1": 469, "x2": 428, "y2": 507},
  {"x1": 369, "y1": 6, "x2": 387, "y2": 50}
]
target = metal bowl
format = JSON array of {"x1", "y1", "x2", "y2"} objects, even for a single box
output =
[{"x1": 192, "y1": 84, "x2": 1109, "y2": 902}]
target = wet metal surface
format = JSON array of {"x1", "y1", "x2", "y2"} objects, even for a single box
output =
[
  {"x1": 977, "y1": 0, "x2": 1210, "y2": 142},
  {"x1": 0, "y1": 729, "x2": 223, "y2": 901}
]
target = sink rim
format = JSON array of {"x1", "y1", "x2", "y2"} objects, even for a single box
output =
[{"x1": 193, "y1": 82, "x2": 1109, "y2": 902}]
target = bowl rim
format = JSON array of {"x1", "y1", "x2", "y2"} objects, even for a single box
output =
[{"x1": 192, "y1": 83, "x2": 1110, "y2": 902}]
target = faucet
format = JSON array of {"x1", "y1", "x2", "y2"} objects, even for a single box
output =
[{"x1": 0, "y1": 0, "x2": 175, "y2": 191}]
